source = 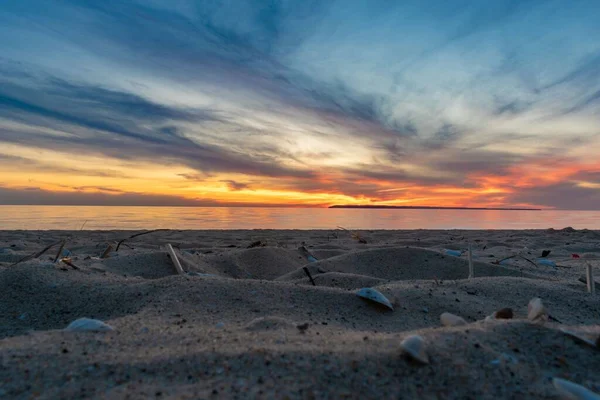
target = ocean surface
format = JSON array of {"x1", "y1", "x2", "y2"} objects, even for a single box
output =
[{"x1": 0, "y1": 206, "x2": 599, "y2": 230}]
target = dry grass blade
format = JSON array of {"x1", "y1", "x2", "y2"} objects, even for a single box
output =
[
  {"x1": 337, "y1": 226, "x2": 367, "y2": 244},
  {"x1": 10, "y1": 240, "x2": 63, "y2": 267},
  {"x1": 166, "y1": 244, "x2": 185, "y2": 275},
  {"x1": 115, "y1": 229, "x2": 168, "y2": 251},
  {"x1": 53, "y1": 239, "x2": 67, "y2": 263},
  {"x1": 61, "y1": 258, "x2": 80, "y2": 270}
]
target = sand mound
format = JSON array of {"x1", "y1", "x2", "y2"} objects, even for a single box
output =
[
  {"x1": 201, "y1": 247, "x2": 305, "y2": 279},
  {"x1": 243, "y1": 316, "x2": 298, "y2": 331},
  {"x1": 276, "y1": 247, "x2": 531, "y2": 282},
  {"x1": 291, "y1": 271, "x2": 388, "y2": 289},
  {"x1": 94, "y1": 251, "x2": 176, "y2": 279}
]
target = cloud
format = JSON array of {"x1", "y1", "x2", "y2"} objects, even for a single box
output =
[
  {"x1": 1, "y1": 0, "x2": 600, "y2": 207},
  {"x1": 507, "y1": 182, "x2": 600, "y2": 210}
]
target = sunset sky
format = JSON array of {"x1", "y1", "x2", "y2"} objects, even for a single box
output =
[{"x1": 1, "y1": 0, "x2": 600, "y2": 209}]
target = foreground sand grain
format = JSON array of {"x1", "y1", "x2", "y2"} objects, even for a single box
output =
[{"x1": 1, "y1": 229, "x2": 599, "y2": 399}]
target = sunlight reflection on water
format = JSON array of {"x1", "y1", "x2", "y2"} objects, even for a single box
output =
[{"x1": 1, "y1": 206, "x2": 599, "y2": 230}]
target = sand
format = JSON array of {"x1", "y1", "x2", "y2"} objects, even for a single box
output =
[{"x1": 0, "y1": 228, "x2": 599, "y2": 399}]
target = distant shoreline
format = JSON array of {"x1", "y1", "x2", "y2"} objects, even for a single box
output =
[{"x1": 329, "y1": 205, "x2": 542, "y2": 211}]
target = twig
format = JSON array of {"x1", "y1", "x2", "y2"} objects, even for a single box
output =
[
  {"x1": 115, "y1": 229, "x2": 168, "y2": 251},
  {"x1": 10, "y1": 240, "x2": 63, "y2": 266},
  {"x1": 166, "y1": 244, "x2": 184, "y2": 275},
  {"x1": 79, "y1": 220, "x2": 88, "y2": 230},
  {"x1": 53, "y1": 239, "x2": 67, "y2": 263},
  {"x1": 468, "y1": 243, "x2": 474, "y2": 279},
  {"x1": 61, "y1": 258, "x2": 80, "y2": 270},
  {"x1": 303, "y1": 267, "x2": 316, "y2": 286}
]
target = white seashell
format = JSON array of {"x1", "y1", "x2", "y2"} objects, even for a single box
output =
[
  {"x1": 560, "y1": 328, "x2": 598, "y2": 348},
  {"x1": 65, "y1": 318, "x2": 114, "y2": 332},
  {"x1": 527, "y1": 298, "x2": 548, "y2": 324},
  {"x1": 356, "y1": 288, "x2": 393, "y2": 310},
  {"x1": 440, "y1": 312, "x2": 467, "y2": 327},
  {"x1": 484, "y1": 315, "x2": 496, "y2": 323},
  {"x1": 400, "y1": 335, "x2": 429, "y2": 364},
  {"x1": 553, "y1": 378, "x2": 600, "y2": 400}
]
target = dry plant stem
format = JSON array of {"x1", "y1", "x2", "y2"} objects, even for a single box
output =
[
  {"x1": 586, "y1": 263, "x2": 596, "y2": 294},
  {"x1": 10, "y1": 240, "x2": 63, "y2": 266},
  {"x1": 115, "y1": 229, "x2": 168, "y2": 251},
  {"x1": 53, "y1": 240, "x2": 67, "y2": 263},
  {"x1": 468, "y1": 243, "x2": 474, "y2": 279},
  {"x1": 303, "y1": 267, "x2": 316, "y2": 286},
  {"x1": 166, "y1": 244, "x2": 185, "y2": 275}
]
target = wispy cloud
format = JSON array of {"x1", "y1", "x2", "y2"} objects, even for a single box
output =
[{"x1": 1, "y1": 0, "x2": 599, "y2": 208}]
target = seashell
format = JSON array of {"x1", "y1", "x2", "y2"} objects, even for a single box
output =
[
  {"x1": 560, "y1": 328, "x2": 598, "y2": 349},
  {"x1": 527, "y1": 298, "x2": 548, "y2": 324},
  {"x1": 65, "y1": 318, "x2": 114, "y2": 332},
  {"x1": 440, "y1": 312, "x2": 467, "y2": 327},
  {"x1": 553, "y1": 377, "x2": 600, "y2": 400},
  {"x1": 356, "y1": 288, "x2": 393, "y2": 310},
  {"x1": 400, "y1": 335, "x2": 429, "y2": 364},
  {"x1": 484, "y1": 315, "x2": 496, "y2": 323},
  {"x1": 494, "y1": 308, "x2": 514, "y2": 319}
]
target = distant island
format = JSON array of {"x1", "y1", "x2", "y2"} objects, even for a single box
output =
[{"x1": 329, "y1": 205, "x2": 541, "y2": 211}]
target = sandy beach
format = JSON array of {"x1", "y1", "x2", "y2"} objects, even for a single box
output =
[{"x1": 1, "y1": 228, "x2": 599, "y2": 399}]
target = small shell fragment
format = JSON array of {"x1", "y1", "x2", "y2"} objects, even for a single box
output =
[
  {"x1": 65, "y1": 318, "x2": 114, "y2": 332},
  {"x1": 440, "y1": 312, "x2": 467, "y2": 327},
  {"x1": 553, "y1": 377, "x2": 600, "y2": 400},
  {"x1": 560, "y1": 328, "x2": 598, "y2": 349},
  {"x1": 356, "y1": 288, "x2": 393, "y2": 310},
  {"x1": 527, "y1": 298, "x2": 548, "y2": 324},
  {"x1": 494, "y1": 308, "x2": 513, "y2": 319},
  {"x1": 400, "y1": 335, "x2": 429, "y2": 364}
]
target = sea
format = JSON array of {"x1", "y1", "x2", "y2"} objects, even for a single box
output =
[{"x1": 0, "y1": 206, "x2": 599, "y2": 230}]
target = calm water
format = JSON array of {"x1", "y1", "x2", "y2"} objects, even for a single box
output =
[{"x1": 0, "y1": 206, "x2": 599, "y2": 230}]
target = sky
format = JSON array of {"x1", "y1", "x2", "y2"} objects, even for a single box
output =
[{"x1": 1, "y1": 0, "x2": 600, "y2": 209}]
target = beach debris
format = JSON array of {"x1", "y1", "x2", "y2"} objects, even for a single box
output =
[
  {"x1": 215, "y1": 322, "x2": 225, "y2": 329},
  {"x1": 65, "y1": 318, "x2": 114, "y2": 332},
  {"x1": 494, "y1": 308, "x2": 514, "y2": 319},
  {"x1": 572, "y1": 254, "x2": 581, "y2": 259},
  {"x1": 18, "y1": 313, "x2": 28, "y2": 321},
  {"x1": 537, "y1": 259, "x2": 556, "y2": 267},
  {"x1": 296, "y1": 323, "x2": 310, "y2": 333},
  {"x1": 9, "y1": 240, "x2": 63, "y2": 266},
  {"x1": 553, "y1": 377, "x2": 600, "y2": 400},
  {"x1": 560, "y1": 328, "x2": 599, "y2": 349},
  {"x1": 468, "y1": 243, "x2": 474, "y2": 279},
  {"x1": 541, "y1": 250, "x2": 552, "y2": 258},
  {"x1": 445, "y1": 249, "x2": 463, "y2": 257},
  {"x1": 440, "y1": 312, "x2": 467, "y2": 327},
  {"x1": 356, "y1": 288, "x2": 394, "y2": 310},
  {"x1": 115, "y1": 229, "x2": 168, "y2": 251},
  {"x1": 247, "y1": 240, "x2": 267, "y2": 249},
  {"x1": 303, "y1": 267, "x2": 316, "y2": 286},
  {"x1": 100, "y1": 244, "x2": 113, "y2": 259},
  {"x1": 400, "y1": 335, "x2": 429, "y2": 364},
  {"x1": 527, "y1": 298, "x2": 548, "y2": 324},
  {"x1": 166, "y1": 244, "x2": 185, "y2": 275},
  {"x1": 298, "y1": 246, "x2": 318, "y2": 263}
]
